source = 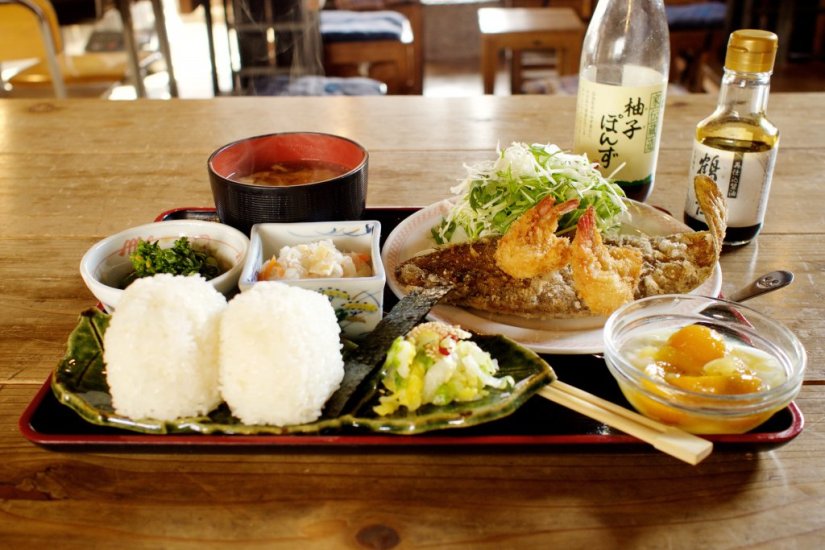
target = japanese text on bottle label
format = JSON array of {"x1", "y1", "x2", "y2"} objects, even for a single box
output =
[
  {"x1": 685, "y1": 140, "x2": 778, "y2": 227},
  {"x1": 574, "y1": 76, "x2": 666, "y2": 183}
]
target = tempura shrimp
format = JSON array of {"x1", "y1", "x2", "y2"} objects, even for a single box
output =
[
  {"x1": 494, "y1": 196, "x2": 579, "y2": 279},
  {"x1": 571, "y1": 206, "x2": 644, "y2": 315}
]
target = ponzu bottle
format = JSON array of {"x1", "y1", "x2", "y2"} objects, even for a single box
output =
[{"x1": 573, "y1": 0, "x2": 670, "y2": 202}]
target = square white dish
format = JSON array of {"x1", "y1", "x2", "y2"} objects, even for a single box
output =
[{"x1": 240, "y1": 220, "x2": 384, "y2": 340}]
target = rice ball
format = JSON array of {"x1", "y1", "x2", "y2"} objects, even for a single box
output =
[
  {"x1": 219, "y1": 282, "x2": 344, "y2": 426},
  {"x1": 103, "y1": 274, "x2": 227, "y2": 421}
]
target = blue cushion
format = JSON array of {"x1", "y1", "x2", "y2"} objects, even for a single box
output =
[
  {"x1": 320, "y1": 10, "x2": 408, "y2": 43},
  {"x1": 666, "y1": 2, "x2": 726, "y2": 29},
  {"x1": 249, "y1": 75, "x2": 387, "y2": 96}
]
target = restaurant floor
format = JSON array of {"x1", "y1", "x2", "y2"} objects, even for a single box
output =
[{"x1": 13, "y1": 2, "x2": 825, "y2": 99}]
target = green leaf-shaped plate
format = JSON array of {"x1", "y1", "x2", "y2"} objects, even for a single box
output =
[{"x1": 52, "y1": 309, "x2": 556, "y2": 436}]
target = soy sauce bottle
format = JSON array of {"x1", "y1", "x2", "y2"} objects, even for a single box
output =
[
  {"x1": 684, "y1": 29, "x2": 779, "y2": 245},
  {"x1": 573, "y1": 0, "x2": 670, "y2": 202}
]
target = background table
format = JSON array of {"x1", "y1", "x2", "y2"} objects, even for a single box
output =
[
  {"x1": 1, "y1": 94, "x2": 824, "y2": 546},
  {"x1": 478, "y1": 7, "x2": 585, "y2": 94}
]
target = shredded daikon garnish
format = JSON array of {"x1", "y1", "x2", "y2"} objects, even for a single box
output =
[{"x1": 431, "y1": 142, "x2": 627, "y2": 244}]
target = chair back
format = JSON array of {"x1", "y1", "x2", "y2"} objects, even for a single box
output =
[
  {"x1": 0, "y1": 0, "x2": 63, "y2": 60},
  {"x1": 0, "y1": 0, "x2": 67, "y2": 97}
]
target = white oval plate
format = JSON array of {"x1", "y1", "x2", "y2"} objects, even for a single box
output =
[{"x1": 381, "y1": 199, "x2": 722, "y2": 355}]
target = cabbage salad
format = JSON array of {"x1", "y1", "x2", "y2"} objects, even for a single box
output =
[
  {"x1": 432, "y1": 142, "x2": 627, "y2": 244},
  {"x1": 374, "y1": 322, "x2": 514, "y2": 416}
]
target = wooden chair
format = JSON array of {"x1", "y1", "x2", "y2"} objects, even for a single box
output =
[
  {"x1": 0, "y1": 0, "x2": 154, "y2": 98},
  {"x1": 320, "y1": 2, "x2": 420, "y2": 94},
  {"x1": 666, "y1": 0, "x2": 727, "y2": 92},
  {"x1": 223, "y1": 0, "x2": 321, "y2": 94},
  {"x1": 218, "y1": 0, "x2": 388, "y2": 96},
  {"x1": 817, "y1": 0, "x2": 825, "y2": 59},
  {"x1": 387, "y1": 0, "x2": 423, "y2": 93}
]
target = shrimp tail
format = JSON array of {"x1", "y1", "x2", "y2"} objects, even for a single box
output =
[
  {"x1": 533, "y1": 195, "x2": 559, "y2": 219},
  {"x1": 575, "y1": 205, "x2": 599, "y2": 248},
  {"x1": 571, "y1": 206, "x2": 643, "y2": 315},
  {"x1": 494, "y1": 196, "x2": 580, "y2": 279}
]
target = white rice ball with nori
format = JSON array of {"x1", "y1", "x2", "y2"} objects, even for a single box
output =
[
  {"x1": 219, "y1": 281, "x2": 344, "y2": 426},
  {"x1": 103, "y1": 274, "x2": 227, "y2": 421}
]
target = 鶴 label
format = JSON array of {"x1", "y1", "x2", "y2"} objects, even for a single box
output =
[{"x1": 685, "y1": 140, "x2": 778, "y2": 227}]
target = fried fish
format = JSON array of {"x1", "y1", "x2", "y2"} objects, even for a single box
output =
[{"x1": 395, "y1": 176, "x2": 727, "y2": 319}]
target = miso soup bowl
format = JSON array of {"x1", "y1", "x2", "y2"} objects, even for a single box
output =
[
  {"x1": 80, "y1": 220, "x2": 249, "y2": 312},
  {"x1": 208, "y1": 132, "x2": 369, "y2": 234}
]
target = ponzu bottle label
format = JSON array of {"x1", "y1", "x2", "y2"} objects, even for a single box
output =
[{"x1": 574, "y1": 69, "x2": 666, "y2": 188}]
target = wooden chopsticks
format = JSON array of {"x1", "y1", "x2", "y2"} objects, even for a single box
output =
[{"x1": 538, "y1": 381, "x2": 713, "y2": 465}]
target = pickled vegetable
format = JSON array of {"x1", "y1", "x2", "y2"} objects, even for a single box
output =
[{"x1": 373, "y1": 322, "x2": 514, "y2": 416}]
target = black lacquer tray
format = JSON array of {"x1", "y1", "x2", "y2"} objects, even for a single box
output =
[{"x1": 18, "y1": 207, "x2": 804, "y2": 450}]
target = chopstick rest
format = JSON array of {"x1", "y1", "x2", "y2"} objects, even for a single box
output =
[{"x1": 538, "y1": 381, "x2": 713, "y2": 465}]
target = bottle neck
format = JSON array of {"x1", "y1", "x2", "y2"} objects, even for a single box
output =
[
  {"x1": 581, "y1": 0, "x2": 669, "y2": 78},
  {"x1": 716, "y1": 68, "x2": 772, "y2": 115}
]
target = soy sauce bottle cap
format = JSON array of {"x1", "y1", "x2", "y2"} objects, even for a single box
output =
[{"x1": 725, "y1": 29, "x2": 778, "y2": 74}]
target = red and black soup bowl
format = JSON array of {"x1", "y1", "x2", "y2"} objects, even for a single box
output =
[{"x1": 208, "y1": 132, "x2": 368, "y2": 234}]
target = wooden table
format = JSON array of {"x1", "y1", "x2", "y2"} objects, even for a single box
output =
[
  {"x1": 478, "y1": 7, "x2": 585, "y2": 95},
  {"x1": 1, "y1": 94, "x2": 824, "y2": 546}
]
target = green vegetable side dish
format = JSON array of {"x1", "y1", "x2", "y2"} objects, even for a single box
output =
[
  {"x1": 375, "y1": 322, "x2": 514, "y2": 416},
  {"x1": 432, "y1": 142, "x2": 628, "y2": 244},
  {"x1": 124, "y1": 237, "x2": 221, "y2": 287}
]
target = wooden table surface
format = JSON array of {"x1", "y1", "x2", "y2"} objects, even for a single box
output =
[{"x1": 1, "y1": 94, "x2": 824, "y2": 547}]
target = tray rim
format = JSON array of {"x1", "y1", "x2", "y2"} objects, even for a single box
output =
[{"x1": 19, "y1": 374, "x2": 805, "y2": 448}]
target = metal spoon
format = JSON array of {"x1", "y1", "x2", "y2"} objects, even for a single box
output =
[
  {"x1": 699, "y1": 270, "x2": 794, "y2": 331},
  {"x1": 724, "y1": 270, "x2": 794, "y2": 303}
]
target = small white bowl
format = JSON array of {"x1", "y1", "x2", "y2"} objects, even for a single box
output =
[
  {"x1": 240, "y1": 220, "x2": 385, "y2": 340},
  {"x1": 80, "y1": 220, "x2": 249, "y2": 312}
]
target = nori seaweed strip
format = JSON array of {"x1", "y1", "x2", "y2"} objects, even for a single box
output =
[{"x1": 323, "y1": 286, "x2": 452, "y2": 418}]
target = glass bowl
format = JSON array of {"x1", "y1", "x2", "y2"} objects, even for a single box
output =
[{"x1": 603, "y1": 294, "x2": 806, "y2": 434}]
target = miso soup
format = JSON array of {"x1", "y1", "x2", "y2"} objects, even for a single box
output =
[{"x1": 237, "y1": 160, "x2": 349, "y2": 187}]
